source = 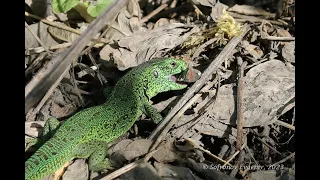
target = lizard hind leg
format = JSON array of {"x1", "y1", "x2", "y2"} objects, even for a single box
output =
[
  {"x1": 73, "y1": 141, "x2": 114, "y2": 173},
  {"x1": 88, "y1": 142, "x2": 114, "y2": 172}
]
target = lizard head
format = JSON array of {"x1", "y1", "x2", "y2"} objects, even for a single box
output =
[{"x1": 140, "y1": 58, "x2": 193, "y2": 99}]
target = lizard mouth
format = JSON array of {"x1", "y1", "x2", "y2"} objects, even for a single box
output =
[
  {"x1": 170, "y1": 70, "x2": 188, "y2": 85},
  {"x1": 170, "y1": 72, "x2": 188, "y2": 85},
  {"x1": 169, "y1": 67, "x2": 201, "y2": 85}
]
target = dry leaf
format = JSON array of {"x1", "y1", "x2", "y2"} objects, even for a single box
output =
[
  {"x1": 25, "y1": 22, "x2": 59, "y2": 49},
  {"x1": 103, "y1": 0, "x2": 145, "y2": 41},
  {"x1": 100, "y1": 23, "x2": 199, "y2": 70},
  {"x1": 171, "y1": 60, "x2": 294, "y2": 141},
  {"x1": 207, "y1": 60, "x2": 294, "y2": 127},
  {"x1": 48, "y1": 24, "x2": 104, "y2": 48}
]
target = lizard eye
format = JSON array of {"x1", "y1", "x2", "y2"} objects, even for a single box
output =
[
  {"x1": 170, "y1": 61, "x2": 176, "y2": 67},
  {"x1": 154, "y1": 71, "x2": 159, "y2": 78}
]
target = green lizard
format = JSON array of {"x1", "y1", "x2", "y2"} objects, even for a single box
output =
[{"x1": 25, "y1": 58, "x2": 200, "y2": 180}]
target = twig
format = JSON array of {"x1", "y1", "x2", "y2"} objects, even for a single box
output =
[
  {"x1": 223, "y1": 143, "x2": 246, "y2": 166},
  {"x1": 25, "y1": 12, "x2": 82, "y2": 35},
  {"x1": 25, "y1": 0, "x2": 129, "y2": 113},
  {"x1": 244, "y1": 58, "x2": 269, "y2": 70},
  {"x1": 27, "y1": 43, "x2": 73, "y2": 55},
  {"x1": 148, "y1": 25, "x2": 250, "y2": 147},
  {"x1": 154, "y1": 3, "x2": 189, "y2": 18},
  {"x1": 186, "y1": 138, "x2": 231, "y2": 166},
  {"x1": 80, "y1": 23, "x2": 114, "y2": 56},
  {"x1": 100, "y1": 150, "x2": 158, "y2": 180},
  {"x1": 141, "y1": 3, "x2": 169, "y2": 23},
  {"x1": 192, "y1": 4, "x2": 206, "y2": 19},
  {"x1": 236, "y1": 61, "x2": 247, "y2": 150},
  {"x1": 230, "y1": 150, "x2": 245, "y2": 177},
  {"x1": 228, "y1": 11, "x2": 288, "y2": 26},
  {"x1": 25, "y1": 22, "x2": 51, "y2": 54},
  {"x1": 192, "y1": 38, "x2": 217, "y2": 60},
  {"x1": 244, "y1": 145, "x2": 259, "y2": 165},
  {"x1": 169, "y1": 0, "x2": 178, "y2": 8},
  {"x1": 186, "y1": 138, "x2": 245, "y2": 176},
  {"x1": 271, "y1": 152, "x2": 295, "y2": 166},
  {"x1": 261, "y1": 36, "x2": 295, "y2": 41},
  {"x1": 25, "y1": 11, "x2": 110, "y2": 44},
  {"x1": 274, "y1": 119, "x2": 295, "y2": 131},
  {"x1": 234, "y1": 18, "x2": 288, "y2": 26},
  {"x1": 256, "y1": 137, "x2": 285, "y2": 157}
]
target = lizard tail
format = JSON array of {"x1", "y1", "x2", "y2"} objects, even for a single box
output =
[{"x1": 25, "y1": 138, "x2": 74, "y2": 180}]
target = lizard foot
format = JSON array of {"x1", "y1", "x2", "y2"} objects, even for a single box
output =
[{"x1": 89, "y1": 158, "x2": 115, "y2": 173}]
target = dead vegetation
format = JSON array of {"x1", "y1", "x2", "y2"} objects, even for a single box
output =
[{"x1": 25, "y1": 0, "x2": 295, "y2": 180}]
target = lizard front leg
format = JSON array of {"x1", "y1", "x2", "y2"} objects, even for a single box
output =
[
  {"x1": 25, "y1": 117, "x2": 61, "y2": 151},
  {"x1": 143, "y1": 103, "x2": 163, "y2": 124}
]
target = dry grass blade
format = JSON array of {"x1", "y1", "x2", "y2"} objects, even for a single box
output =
[{"x1": 27, "y1": 43, "x2": 73, "y2": 55}]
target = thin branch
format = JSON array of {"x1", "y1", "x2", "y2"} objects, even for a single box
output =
[
  {"x1": 271, "y1": 152, "x2": 295, "y2": 166},
  {"x1": 236, "y1": 61, "x2": 247, "y2": 150},
  {"x1": 141, "y1": 3, "x2": 168, "y2": 23}
]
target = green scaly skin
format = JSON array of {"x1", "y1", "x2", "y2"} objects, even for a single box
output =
[{"x1": 25, "y1": 58, "x2": 192, "y2": 180}]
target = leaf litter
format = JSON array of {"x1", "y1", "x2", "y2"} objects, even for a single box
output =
[{"x1": 25, "y1": 0, "x2": 295, "y2": 180}]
